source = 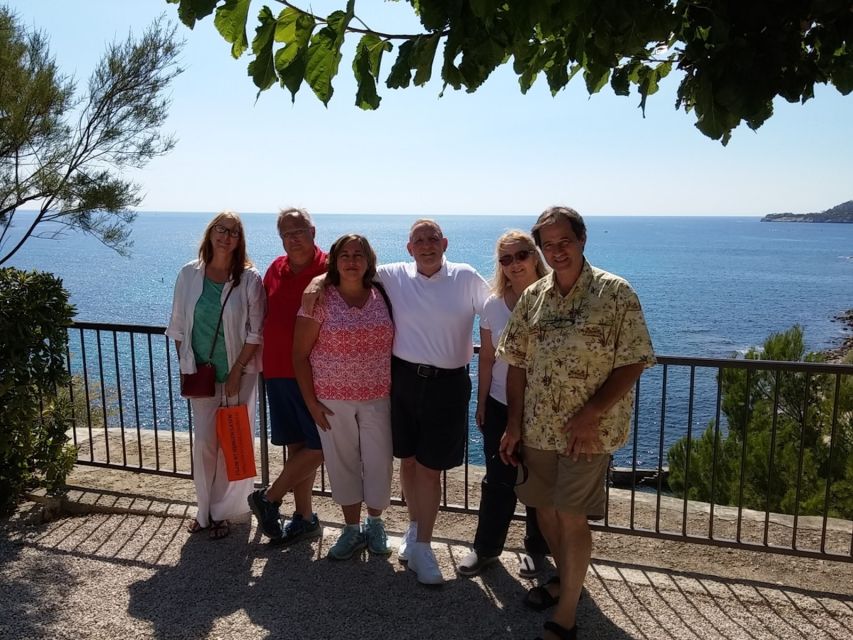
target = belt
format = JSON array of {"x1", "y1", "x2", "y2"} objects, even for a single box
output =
[{"x1": 394, "y1": 357, "x2": 466, "y2": 379}]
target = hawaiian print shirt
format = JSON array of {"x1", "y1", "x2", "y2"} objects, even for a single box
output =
[{"x1": 496, "y1": 261, "x2": 655, "y2": 453}]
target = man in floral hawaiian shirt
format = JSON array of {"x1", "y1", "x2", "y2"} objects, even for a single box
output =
[{"x1": 497, "y1": 206, "x2": 654, "y2": 640}]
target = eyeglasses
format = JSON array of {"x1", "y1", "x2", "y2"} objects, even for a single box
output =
[
  {"x1": 281, "y1": 228, "x2": 310, "y2": 241},
  {"x1": 213, "y1": 224, "x2": 240, "y2": 238},
  {"x1": 498, "y1": 249, "x2": 534, "y2": 266}
]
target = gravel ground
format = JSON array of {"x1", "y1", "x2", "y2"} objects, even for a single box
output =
[{"x1": 2, "y1": 468, "x2": 852, "y2": 640}]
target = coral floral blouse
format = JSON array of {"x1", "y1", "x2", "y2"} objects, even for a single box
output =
[{"x1": 298, "y1": 286, "x2": 394, "y2": 401}]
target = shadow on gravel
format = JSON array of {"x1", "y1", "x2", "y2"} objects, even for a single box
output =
[
  {"x1": 0, "y1": 511, "x2": 72, "y2": 640},
  {"x1": 125, "y1": 523, "x2": 632, "y2": 640},
  {"x1": 127, "y1": 522, "x2": 254, "y2": 639},
  {"x1": 589, "y1": 559, "x2": 853, "y2": 639}
]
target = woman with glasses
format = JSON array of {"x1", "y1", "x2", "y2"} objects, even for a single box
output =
[
  {"x1": 457, "y1": 230, "x2": 550, "y2": 578},
  {"x1": 166, "y1": 211, "x2": 266, "y2": 539}
]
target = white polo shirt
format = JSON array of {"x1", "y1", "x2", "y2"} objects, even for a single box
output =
[{"x1": 378, "y1": 260, "x2": 489, "y2": 369}]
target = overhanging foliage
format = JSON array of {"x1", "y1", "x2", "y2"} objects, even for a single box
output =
[{"x1": 166, "y1": 0, "x2": 853, "y2": 144}]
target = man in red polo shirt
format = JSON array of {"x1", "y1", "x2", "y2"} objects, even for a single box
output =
[{"x1": 248, "y1": 207, "x2": 328, "y2": 544}]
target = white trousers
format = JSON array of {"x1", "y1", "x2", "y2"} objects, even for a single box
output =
[
  {"x1": 317, "y1": 397, "x2": 393, "y2": 509},
  {"x1": 189, "y1": 373, "x2": 257, "y2": 527}
]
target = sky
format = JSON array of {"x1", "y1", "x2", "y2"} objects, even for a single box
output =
[{"x1": 6, "y1": 0, "x2": 853, "y2": 216}]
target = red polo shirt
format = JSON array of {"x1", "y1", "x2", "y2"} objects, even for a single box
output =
[{"x1": 262, "y1": 246, "x2": 328, "y2": 378}]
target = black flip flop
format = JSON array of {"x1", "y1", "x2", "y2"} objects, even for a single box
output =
[
  {"x1": 523, "y1": 576, "x2": 560, "y2": 611},
  {"x1": 534, "y1": 620, "x2": 578, "y2": 640}
]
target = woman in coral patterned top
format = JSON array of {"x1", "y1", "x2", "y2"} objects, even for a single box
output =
[{"x1": 293, "y1": 234, "x2": 394, "y2": 560}]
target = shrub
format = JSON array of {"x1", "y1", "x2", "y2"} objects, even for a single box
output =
[
  {"x1": 0, "y1": 267, "x2": 77, "y2": 515},
  {"x1": 668, "y1": 326, "x2": 853, "y2": 519}
]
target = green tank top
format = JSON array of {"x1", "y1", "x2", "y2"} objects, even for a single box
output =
[{"x1": 191, "y1": 278, "x2": 230, "y2": 383}]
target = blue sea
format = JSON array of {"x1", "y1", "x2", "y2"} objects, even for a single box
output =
[{"x1": 6, "y1": 212, "x2": 853, "y2": 466}]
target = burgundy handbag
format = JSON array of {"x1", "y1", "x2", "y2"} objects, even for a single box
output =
[
  {"x1": 180, "y1": 362, "x2": 216, "y2": 399},
  {"x1": 180, "y1": 286, "x2": 234, "y2": 399}
]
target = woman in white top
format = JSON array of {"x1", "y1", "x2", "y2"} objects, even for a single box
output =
[
  {"x1": 457, "y1": 230, "x2": 550, "y2": 577},
  {"x1": 166, "y1": 211, "x2": 266, "y2": 539}
]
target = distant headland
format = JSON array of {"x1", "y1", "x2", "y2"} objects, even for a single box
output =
[{"x1": 762, "y1": 200, "x2": 853, "y2": 223}]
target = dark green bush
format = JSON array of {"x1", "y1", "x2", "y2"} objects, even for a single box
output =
[
  {"x1": 668, "y1": 326, "x2": 853, "y2": 519},
  {"x1": 0, "y1": 267, "x2": 77, "y2": 515}
]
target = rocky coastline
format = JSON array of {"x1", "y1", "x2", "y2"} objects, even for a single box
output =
[
  {"x1": 761, "y1": 199, "x2": 853, "y2": 223},
  {"x1": 823, "y1": 309, "x2": 853, "y2": 363}
]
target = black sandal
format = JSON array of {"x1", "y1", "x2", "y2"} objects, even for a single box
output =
[
  {"x1": 209, "y1": 519, "x2": 230, "y2": 540},
  {"x1": 534, "y1": 620, "x2": 577, "y2": 640},
  {"x1": 524, "y1": 575, "x2": 560, "y2": 611},
  {"x1": 186, "y1": 519, "x2": 207, "y2": 534}
]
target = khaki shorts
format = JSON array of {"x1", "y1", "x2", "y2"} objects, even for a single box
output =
[{"x1": 515, "y1": 446, "x2": 610, "y2": 520}]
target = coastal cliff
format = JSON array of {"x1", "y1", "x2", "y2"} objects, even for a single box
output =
[{"x1": 762, "y1": 200, "x2": 853, "y2": 222}]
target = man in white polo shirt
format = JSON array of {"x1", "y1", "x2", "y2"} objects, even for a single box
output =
[
  {"x1": 304, "y1": 219, "x2": 489, "y2": 584},
  {"x1": 379, "y1": 219, "x2": 489, "y2": 585}
]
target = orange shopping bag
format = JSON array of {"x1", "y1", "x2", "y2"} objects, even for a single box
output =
[{"x1": 215, "y1": 403, "x2": 257, "y2": 481}]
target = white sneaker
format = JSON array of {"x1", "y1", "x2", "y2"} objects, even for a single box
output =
[
  {"x1": 518, "y1": 552, "x2": 547, "y2": 579},
  {"x1": 407, "y1": 541, "x2": 444, "y2": 585},
  {"x1": 456, "y1": 549, "x2": 499, "y2": 576},
  {"x1": 397, "y1": 521, "x2": 417, "y2": 562}
]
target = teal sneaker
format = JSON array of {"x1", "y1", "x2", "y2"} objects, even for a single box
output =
[
  {"x1": 328, "y1": 525, "x2": 366, "y2": 560},
  {"x1": 364, "y1": 517, "x2": 391, "y2": 555}
]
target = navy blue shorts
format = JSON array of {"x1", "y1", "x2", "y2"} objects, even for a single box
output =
[{"x1": 265, "y1": 377, "x2": 321, "y2": 450}]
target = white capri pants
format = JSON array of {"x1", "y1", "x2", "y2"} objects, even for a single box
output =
[
  {"x1": 317, "y1": 397, "x2": 393, "y2": 509},
  {"x1": 189, "y1": 373, "x2": 257, "y2": 527}
]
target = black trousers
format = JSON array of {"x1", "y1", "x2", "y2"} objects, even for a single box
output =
[{"x1": 473, "y1": 396, "x2": 549, "y2": 557}]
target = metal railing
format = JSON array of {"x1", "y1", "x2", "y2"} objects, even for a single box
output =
[{"x1": 65, "y1": 322, "x2": 853, "y2": 562}]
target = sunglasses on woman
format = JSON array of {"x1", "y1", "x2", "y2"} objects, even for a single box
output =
[{"x1": 498, "y1": 249, "x2": 534, "y2": 266}]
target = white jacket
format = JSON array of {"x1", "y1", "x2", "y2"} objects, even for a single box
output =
[{"x1": 165, "y1": 260, "x2": 266, "y2": 375}]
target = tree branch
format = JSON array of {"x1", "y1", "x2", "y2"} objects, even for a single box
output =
[{"x1": 274, "y1": 0, "x2": 448, "y2": 40}]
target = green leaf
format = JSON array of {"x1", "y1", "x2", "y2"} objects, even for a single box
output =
[
  {"x1": 366, "y1": 35, "x2": 392, "y2": 78},
  {"x1": 274, "y1": 8, "x2": 314, "y2": 72},
  {"x1": 275, "y1": 7, "x2": 314, "y2": 47},
  {"x1": 636, "y1": 64, "x2": 664, "y2": 115},
  {"x1": 387, "y1": 39, "x2": 415, "y2": 89},
  {"x1": 273, "y1": 8, "x2": 314, "y2": 101},
  {"x1": 275, "y1": 47, "x2": 305, "y2": 100},
  {"x1": 413, "y1": 34, "x2": 440, "y2": 86},
  {"x1": 830, "y1": 51, "x2": 853, "y2": 94},
  {"x1": 745, "y1": 100, "x2": 773, "y2": 132},
  {"x1": 303, "y1": 5, "x2": 353, "y2": 106},
  {"x1": 692, "y1": 74, "x2": 735, "y2": 145},
  {"x1": 414, "y1": 0, "x2": 451, "y2": 31},
  {"x1": 469, "y1": 0, "x2": 499, "y2": 20},
  {"x1": 611, "y1": 64, "x2": 632, "y2": 96},
  {"x1": 353, "y1": 35, "x2": 387, "y2": 110},
  {"x1": 305, "y1": 27, "x2": 341, "y2": 105},
  {"x1": 441, "y1": 32, "x2": 464, "y2": 91},
  {"x1": 248, "y1": 6, "x2": 277, "y2": 92},
  {"x1": 172, "y1": 0, "x2": 219, "y2": 29},
  {"x1": 582, "y1": 58, "x2": 611, "y2": 95},
  {"x1": 328, "y1": 1, "x2": 355, "y2": 46},
  {"x1": 214, "y1": 0, "x2": 251, "y2": 58},
  {"x1": 352, "y1": 34, "x2": 392, "y2": 109}
]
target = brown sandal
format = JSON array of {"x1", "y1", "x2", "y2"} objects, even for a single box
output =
[
  {"x1": 186, "y1": 519, "x2": 207, "y2": 534},
  {"x1": 209, "y1": 520, "x2": 230, "y2": 540}
]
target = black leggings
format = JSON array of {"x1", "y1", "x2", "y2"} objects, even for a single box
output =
[{"x1": 473, "y1": 396, "x2": 549, "y2": 557}]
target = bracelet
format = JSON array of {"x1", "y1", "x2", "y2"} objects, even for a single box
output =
[{"x1": 235, "y1": 359, "x2": 248, "y2": 370}]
